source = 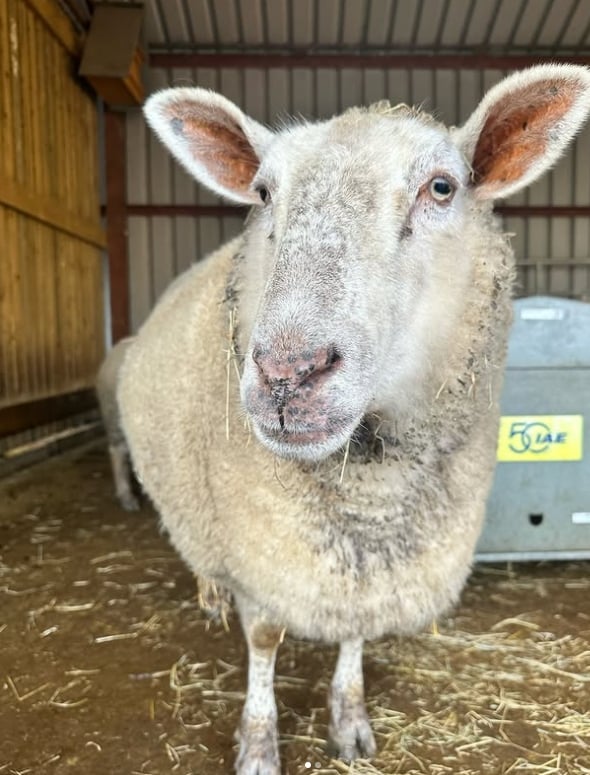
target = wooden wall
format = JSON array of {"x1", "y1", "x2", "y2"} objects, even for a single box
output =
[{"x1": 0, "y1": 0, "x2": 105, "y2": 431}]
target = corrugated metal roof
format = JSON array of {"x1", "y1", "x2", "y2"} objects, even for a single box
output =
[
  {"x1": 65, "y1": 1, "x2": 590, "y2": 55},
  {"x1": 137, "y1": 0, "x2": 590, "y2": 54}
]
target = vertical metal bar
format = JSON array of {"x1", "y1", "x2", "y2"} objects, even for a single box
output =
[
  {"x1": 239, "y1": 58, "x2": 245, "y2": 111},
  {"x1": 287, "y1": 0, "x2": 298, "y2": 124},
  {"x1": 547, "y1": 163, "x2": 554, "y2": 296},
  {"x1": 453, "y1": 67, "x2": 460, "y2": 125},
  {"x1": 313, "y1": 64, "x2": 319, "y2": 116},
  {"x1": 430, "y1": 67, "x2": 437, "y2": 116},
  {"x1": 169, "y1": 69, "x2": 178, "y2": 280},
  {"x1": 264, "y1": 65, "x2": 271, "y2": 123},
  {"x1": 569, "y1": 127, "x2": 578, "y2": 297},
  {"x1": 104, "y1": 108, "x2": 129, "y2": 343},
  {"x1": 146, "y1": 71, "x2": 156, "y2": 311}
]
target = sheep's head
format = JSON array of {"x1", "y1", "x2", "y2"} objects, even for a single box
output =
[{"x1": 145, "y1": 65, "x2": 590, "y2": 462}]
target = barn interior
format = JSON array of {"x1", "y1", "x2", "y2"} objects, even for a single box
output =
[{"x1": 1, "y1": 1, "x2": 589, "y2": 773}]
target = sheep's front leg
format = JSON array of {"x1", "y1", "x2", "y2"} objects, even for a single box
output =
[
  {"x1": 328, "y1": 638, "x2": 376, "y2": 761},
  {"x1": 236, "y1": 605, "x2": 283, "y2": 775},
  {"x1": 109, "y1": 442, "x2": 140, "y2": 511}
]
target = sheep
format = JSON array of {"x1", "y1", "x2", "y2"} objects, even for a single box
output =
[
  {"x1": 95, "y1": 337, "x2": 140, "y2": 511},
  {"x1": 118, "y1": 65, "x2": 590, "y2": 774}
]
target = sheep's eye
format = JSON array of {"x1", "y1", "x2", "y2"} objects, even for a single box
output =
[
  {"x1": 257, "y1": 186, "x2": 270, "y2": 204},
  {"x1": 429, "y1": 176, "x2": 455, "y2": 202}
]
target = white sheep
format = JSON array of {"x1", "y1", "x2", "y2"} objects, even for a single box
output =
[
  {"x1": 96, "y1": 337, "x2": 139, "y2": 511},
  {"x1": 118, "y1": 65, "x2": 590, "y2": 774}
]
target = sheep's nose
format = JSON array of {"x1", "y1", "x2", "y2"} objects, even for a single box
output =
[{"x1": 252, "y1": 344, "x2": 341, "y2": 407}]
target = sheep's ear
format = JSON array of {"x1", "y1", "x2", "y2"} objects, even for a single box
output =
[
  {"x1": 453, "y1": 65, "x2": 590, "y2": 201},
  {"x1": 143, "y1": 87, "x2": 274, "y2": 205}
]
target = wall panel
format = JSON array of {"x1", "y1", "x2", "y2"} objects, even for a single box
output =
[{"x1": 0, "y1": 0, "x2": 104, "y2": 436}]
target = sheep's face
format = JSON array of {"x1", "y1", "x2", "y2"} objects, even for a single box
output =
[
  {"x1": 237, "y1": 112, "x2": 472, "y2": 461},
  {"x1": 144, "y1": 66, "x2": 590, "y2": 462}
]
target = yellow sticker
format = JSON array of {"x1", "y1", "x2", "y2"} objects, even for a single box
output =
[{"x1": 497, "y1": 415, "x2": 584, "y2": 462}]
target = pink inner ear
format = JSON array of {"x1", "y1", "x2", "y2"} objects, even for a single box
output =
[
  {"x1": 472, "y1": 78, "x2": 576, "y2": 193},
  {"x1": 164, "y1": 99, "x2": 260, "y2": 196},
  {"x1": 184, "y1": 116, "x2": 259, "y2": 194}
]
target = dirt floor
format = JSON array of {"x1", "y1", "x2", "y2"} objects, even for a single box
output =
[{"x1": 0, "y1": 441, "x2": 589, "y2": 775}]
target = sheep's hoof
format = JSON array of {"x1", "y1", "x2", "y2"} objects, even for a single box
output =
[
  {"x1": 118, "y1": 492, "x2": 140, "y2": 511},
  {"x1": 235, "y1": 717, "x2": 280, "y2": 775},
  {"x1": 327, "y1": 696, "x2": 376, "y2": 762}
]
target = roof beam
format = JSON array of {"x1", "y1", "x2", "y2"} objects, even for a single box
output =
[{"x1": 149, "y1": 51, "x2": 590, "y2": 71}]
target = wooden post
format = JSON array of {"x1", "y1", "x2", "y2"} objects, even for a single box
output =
[{"x1": 104, "y1": 108, "x2": 129, "y2": 343}]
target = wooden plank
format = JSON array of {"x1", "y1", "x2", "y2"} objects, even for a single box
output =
[
  {"x1": 78, "y1": 89, "x2": 95, "y2": 221},
  {"x1": 31, "y1": 220, "x2": 49, "y2": 395},
  {"x1": 74, "y1": 80, "x2": 101, "y2": 223},
  {"x1": 2, "y1": 207, "x2": 24, "y2": 401},
  {"x1": 10, "y1": 0, "x2": 24, "y2": 185},
  {"x1": 0, "y1": 207, "x2": 8, "y2": 398},
  {"x1": 0, "y1": 389, "x2": 97, "y2": 438},
  {"x1": 59, "y1": 40, "x2": 74, "y2": 214},
  {"x1": 105, "y1": 108, "x2": 130, "y2": 343},
  {"x1": 44, "y1": 228, "x2": 59, "y2": 394},
  {"x1": 56, "y1": 233, "x2": 74, "y2": 388},
  {"x1": 21, "y1": 1, "x2": 36, "y2": 191},
  {"x1": 54, "y1": 43, "x2": 68, "y2": 209},
  {"x1": 22, "y1": 0, "x2": 81, "y2": 56},
  {"x1": 37, "y1": 10, "x2": 52, "y2": 200},
  {"x1": 81, "y1": 241, "x2": 105, "y2": 377},
  {"x1": 0, "y1": 0, "x2": 15, "y2": 180},
  {"x1": 45, "y1": 18, "x2": 59, "y2": 200},
  {"x1": 0, "y1": 175, "x2": 106, "y2": 247},
  {"x1": 17, "y1": 210, "x2": 38, "y2": 398}
]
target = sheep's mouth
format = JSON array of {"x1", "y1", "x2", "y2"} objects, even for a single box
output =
[
  {"x1": 266, "y1": 426, "x2": 331, "y2": 445},
  {"x1": 252, "y1": 414, "x2": 360, "y2": 461}
]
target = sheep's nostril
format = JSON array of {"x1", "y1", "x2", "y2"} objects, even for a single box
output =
[
  {"x1": 325, "y1": 346, "x2": 341, "y2": 369},
  {"x1": 250, "y1": 342, "x2": 342, "y2": 413}
]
